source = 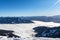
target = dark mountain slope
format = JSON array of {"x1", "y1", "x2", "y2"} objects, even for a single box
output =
[
  {"x1": 0, "y1": 29, "x2": 20, "y2": 38},
  {"x1": 33, "y1": 26, "x2": 60, "y2": 38}
]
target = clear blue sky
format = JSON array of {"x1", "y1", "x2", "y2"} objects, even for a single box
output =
[{"x1": 0, "y1": 0, "x2": 60, "y2": 17}]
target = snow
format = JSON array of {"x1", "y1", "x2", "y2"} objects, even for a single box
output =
[{"x1": 0, "y1": 37, "x2": 60, "y2": 40}]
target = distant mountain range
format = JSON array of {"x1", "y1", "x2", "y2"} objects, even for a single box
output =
[
  {"x1": 0, "y1": 17, "x2": 33, "y2": 24},
  {"x1": 24, "y1": 15, "x2": 60, "y2": 23},
  {"x1": 0, "y1": 15, "x2": 60, "y2": 24}
]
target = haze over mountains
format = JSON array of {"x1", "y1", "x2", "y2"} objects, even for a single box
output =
[
  {"x1": 0, "y1": 15, "x2": 60, "y2": 24},
  {"x1": 24, "y1": 15, "x2": 60, "y2": 23}
]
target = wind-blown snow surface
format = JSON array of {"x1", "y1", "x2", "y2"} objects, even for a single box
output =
[{"x1": 0, "y1": 20, "x2": 60, "y2": 40}]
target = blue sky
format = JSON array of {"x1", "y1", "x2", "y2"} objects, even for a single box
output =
[{"x1": 0, "y1": 0, "x2": 60, "y2": 16}]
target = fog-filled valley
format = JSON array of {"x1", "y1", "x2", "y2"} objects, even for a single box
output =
[{"x1": 0, "y1": 16, "x2": 60, "y2": 40}]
